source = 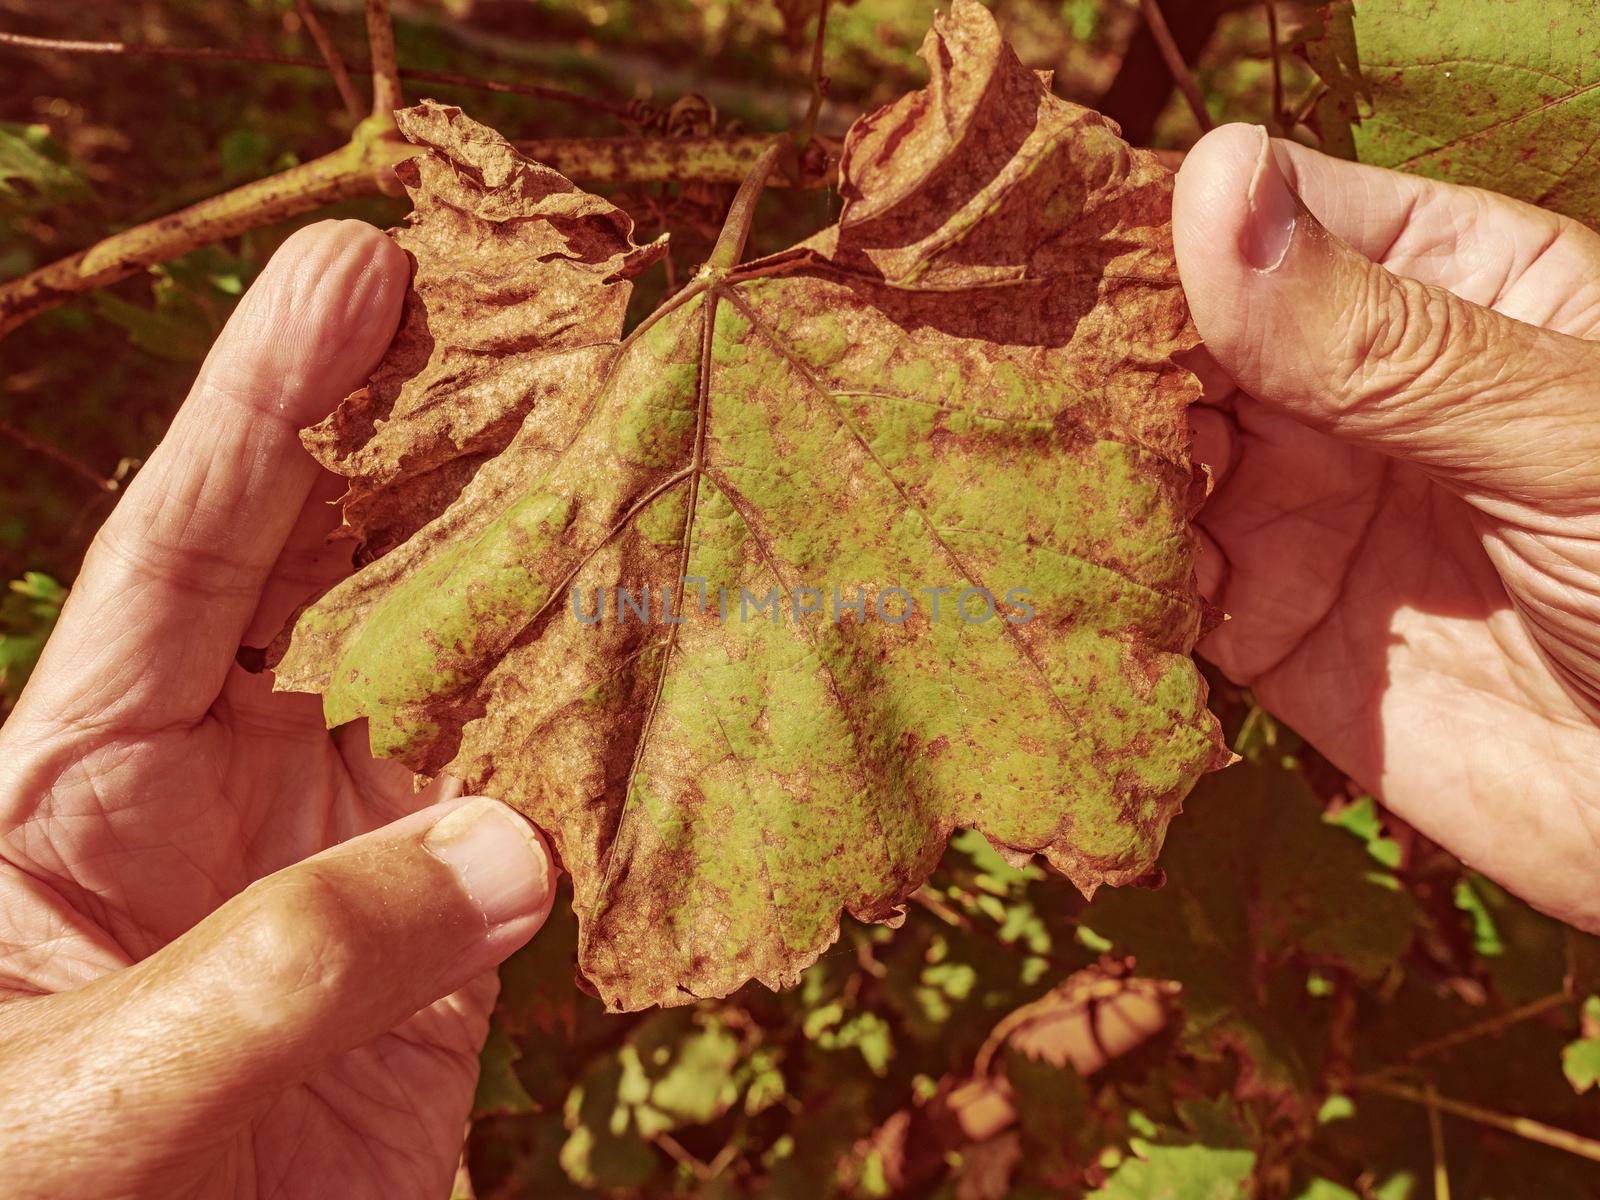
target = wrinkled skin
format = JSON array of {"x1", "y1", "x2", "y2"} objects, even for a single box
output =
[
  {"x1": 1181, "y1": 125, "x2": 1600, "y2": 930},
  {"x1": 0, "y1": 222, "x2": 552, "y2": 1199}
]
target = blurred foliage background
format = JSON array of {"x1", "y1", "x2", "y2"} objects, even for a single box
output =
[{"x1": 2, "y1": 2, "x2": 1598, "y2": 1197}]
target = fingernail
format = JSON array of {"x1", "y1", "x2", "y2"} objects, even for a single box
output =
[
  {"x1": 423, "y1": 798, "x2": 551, "y2": 928},
  {"x1": 1242, "y1": 126, "x2": 1297, "y2": 271}
]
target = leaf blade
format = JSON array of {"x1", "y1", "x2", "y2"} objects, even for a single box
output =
[{"x1": 275, "y1": 0, "x2": 1228, "y2": 1012}]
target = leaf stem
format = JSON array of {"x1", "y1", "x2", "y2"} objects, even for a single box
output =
[
  {"x1": 706, "y1": 141, "x2": 786, "y2": 271},
  {"x1": 1355, "y1": 1077, "x2": 1600, "y2": 1166},
  {"x1": 797, "y1": 0, "x2": 832, "y2": 148},
  {"x1": 1137, "y1": 0, "x2": 1213, "y2": 133},
  {"x1": 293, "y1": 0, "x2": 363, "y2": 120}
]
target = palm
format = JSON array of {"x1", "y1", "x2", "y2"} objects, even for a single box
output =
[
  {"x1": 0, "y1": 223, "x2": 519, "y2": 1197},
  {"x1": 6, "y1": 593, "x2": 488, "y2": 1199},
  {"x1": 1193, "y1": 170, "x2": 1600, "y2": 928}
]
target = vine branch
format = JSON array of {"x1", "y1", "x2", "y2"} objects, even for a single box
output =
[
  {"x1": 0, "y1": 419, "x2": 114, "y2": 492},
  {"x1": 363, "y1": 0, "x2": 403, "y2": 120},
  {"x1": 1425, "y1": 1083, "x2": 1452, "y2": 1200},
  {"x1": 0, "y1": 131, "x2": 835, "y2": 338},
  {"x1": 0, "y1": 130, "x2": 412, "y2": 338},
  {"x1": 798, "y1": 0, "x2": 832, "y2": 148},
  {"x1": 521, "y1": 133, "x2": 834, "y2": 187},
  {"x1": 0, "y1": 7, "x2": 843, "y2": 339},
  {"x1": 0, "y1": 31, "x2": 634, "y2": 119},
  {"x1": 1403, "y1": 992, "x2": 1569, "y2": 1064},
  {"x1": 292, "y1": 0, "x2": 362, "y2": 120},
  {"x1": 1263, "y1": 1, "x2": 1284, "y2": 132},
  {"x1": 1356, "y1": 1078, "x2": 1600, "y2": 1166},
  {"x1": 1137, "y1": 0, "x2": 1213, "y2": 132}
]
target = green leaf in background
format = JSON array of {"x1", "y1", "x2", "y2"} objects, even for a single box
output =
[
  {"x1": 1311, "y1": 0, "x2": 1600, "y2": 226},
  {"x1": 0, "y1": 123, "x2": 87, "y2": 219},
  {"x1": 1088, "y1": 1098, "x2": 1254, "y2": 1199},
  {"x1": 93, "y1": 245, "x2": 255, "y2": 363},
  {"x1": 1459, "y1": 873, "x2": 1570, "y2": 1003},
  {"x1": 0, "y1": 571, "x2": 66, "y2": 706},
  {"x1": 1293, "y1": 1181, "x2": 1359, "y2": 1200},
  {"x1": 1296, "y1": 1178, "x2": 1415, "y2": 1200},
  {"x1": 1561, "y1": 995, "x2": 1600, "y2": 1093},
  {"x1": 558, "y1": 1009, "x2": 745, "y2": 1188},
  {"x1": 803, "y1": 1002, "x2": 895, "y2": 1075},
  {"x1": 473, "y1": 1021, "x2": 537, "y2": 1119},
  {"x1": 1324, "y1": 794, "x2": 1402, "y2": 871},
  {"x1": 558, "y1": 1054, "x2": 659, "y2": 1191},
  {"x1": 1085, "y1": 757, "x2": 1418, "y2": 1096}
]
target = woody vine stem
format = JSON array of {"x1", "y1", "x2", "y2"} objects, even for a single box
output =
[{"x1": 0, "y1": 0, "x2": 835, "y2": 338}]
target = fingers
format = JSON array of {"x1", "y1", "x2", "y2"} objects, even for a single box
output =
[
  {"x1": 20, "y1": 221, "x2": 406, "y2": 729},
  {"x1": 1174, "y1": 124, "x2": 1600, "y2": 511},
  {"x1": 158, "y1": 795, "x2": 553, "y2": 1087},
  {"x1": 1266, "y1": 139, "x2": 1600, "y2": 319},
  {"x1": 0, "y1": 797, "x2": 552, "y2": 1180},
  {"x1": 242, "y1": 469, "x2": 353, "y2": 648}
]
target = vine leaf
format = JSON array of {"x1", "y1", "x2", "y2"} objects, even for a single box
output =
[
  {"x1": 1087, "y1": 1098, "x2": 1255, "y2": 1200},
  {"x1": 272, "y1": 0, "x2": 1229, "y2": 1012},
  {"x1": 0, "y1": 122, "x2": 87, "y2": 218},
  {"x1": 1084, "y1": 758, "x2": 1419, "y2": 1100},
  {"x1": 1307, "y1": 0, "x2": 1600, "y2": 225},
  {"x1": 1563, "y1": 996, "x2": 1600, "y2": 1093}
]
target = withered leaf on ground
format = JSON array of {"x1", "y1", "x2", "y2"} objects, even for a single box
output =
[{"x1": 273, "y1": 0, "x2": 1229, "y2": 1012}]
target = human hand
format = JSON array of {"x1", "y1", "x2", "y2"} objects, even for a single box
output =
[
  {"x1": 1176, "y1": 124, "x2": 1600, "y2": 930},
  {"x1": 0, "y1": 222, "x2": 555, "y2": 1199}
]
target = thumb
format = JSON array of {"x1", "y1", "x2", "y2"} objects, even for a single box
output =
[
  {"x1": 1174, "y1": 123, "x2": 1600, "y2": 507},
  {"x1": 36, "y1": 797, "x2": 553, "y2": 1132}
]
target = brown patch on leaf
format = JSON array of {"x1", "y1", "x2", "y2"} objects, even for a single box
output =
[{"x1": 301, "y1": 100, "x2": 666, "y2": 561}]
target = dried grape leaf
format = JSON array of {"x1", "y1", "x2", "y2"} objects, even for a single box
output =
[
  {"x1": 274, "y1": 0, "x2": 1228, "y2": 1011},
  {"x1": 1308, "y1": 0, "x2": 1600, "y2": 226},
  {"x1": 302, "y1": 100, "x2": 666, "y2": 562}
]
